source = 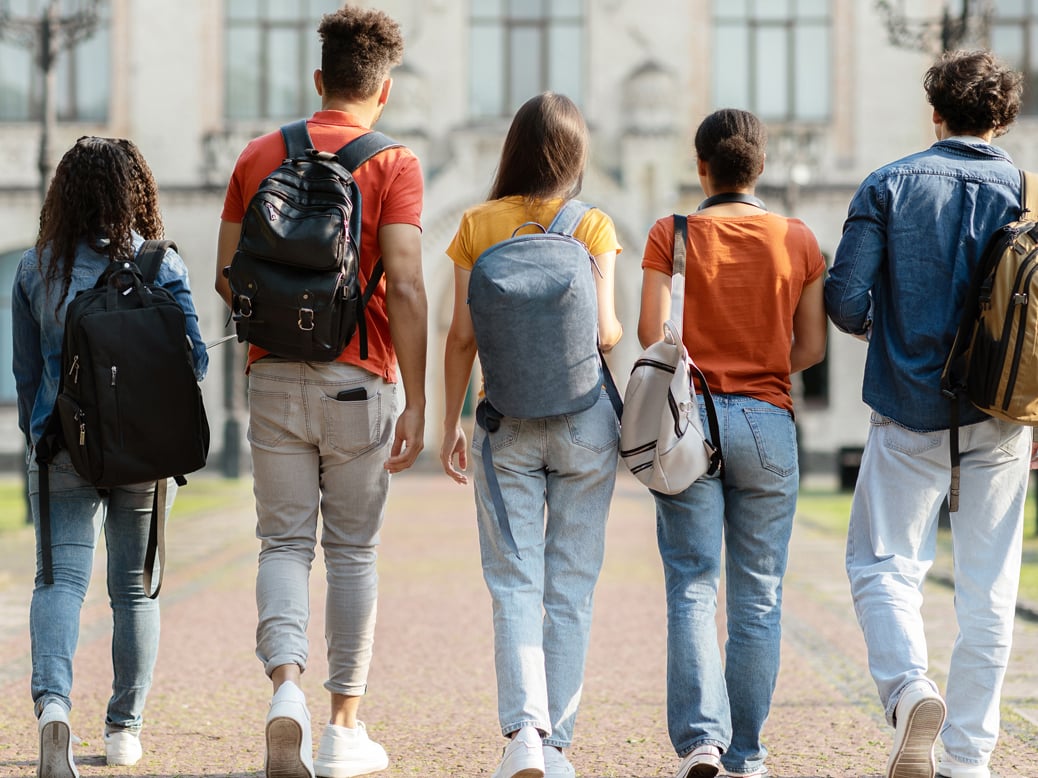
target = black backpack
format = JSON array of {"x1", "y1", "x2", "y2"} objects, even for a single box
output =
[
  {"x1": 226, "y1": 120, "x2": 400, "y2": 361},
  {"x1": 36, "y1": 240, "x2": 210, "y2": 597}
]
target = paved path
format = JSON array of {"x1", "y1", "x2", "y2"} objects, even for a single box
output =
[{"x1": 0, "y1": 468, "x2": 1035, "y2": 777}]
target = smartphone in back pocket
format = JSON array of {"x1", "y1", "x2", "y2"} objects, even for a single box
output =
[{"x1": 336, "y1": 387, "x2": 367, "y2": 401}]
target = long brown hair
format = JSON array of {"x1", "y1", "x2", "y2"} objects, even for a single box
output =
[
  {"x1": 489, "y1": 92, "x2": 589, "y2": 202},
  {"x1": 35, "y1": 136, "x2": 164, "y2": 314}
]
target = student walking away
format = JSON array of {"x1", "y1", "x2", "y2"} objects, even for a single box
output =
[
  {"x1": 12, "y1": 137, "x2": 209, "y2": 777},
  {"x1": 825, "y1": 50, "x2": 1034, "y2": 778},
  {"x1": 215, "y1": 6, "x2": 426, "y2": 778},
  {"x1": 439, "y1": 92, "x2": 623, "y2": 778},
  {"x1": 638, "y1": 109, "x2": 826, "y2": 778}
]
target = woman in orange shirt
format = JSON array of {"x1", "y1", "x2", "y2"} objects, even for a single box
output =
[{"x1": 638, "y1": 108, "x2": 827, "y2": 778}]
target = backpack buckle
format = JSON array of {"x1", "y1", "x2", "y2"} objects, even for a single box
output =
[
  {"x1": 298, "y1": 308, "x2": 315, "y2": 331},
  {"x1": 237, "y1": 296, "x2": 253, "y2": 318}
]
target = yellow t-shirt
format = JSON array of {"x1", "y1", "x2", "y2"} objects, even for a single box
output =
[{"x1": 445, "y1": 196, "x2": 621, "y2": 267}]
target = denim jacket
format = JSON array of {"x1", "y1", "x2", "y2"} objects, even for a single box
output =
[
  {"x1": 13, "y1": 234, "x2": 209, "y2": 447},
  {"x1": 825, "y1": 139, "x2": 1022, "y2": 431}
]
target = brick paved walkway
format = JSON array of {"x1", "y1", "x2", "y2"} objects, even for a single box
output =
[{"x1": 0, "y1": 468, "x2": 1035, "y2": 777}]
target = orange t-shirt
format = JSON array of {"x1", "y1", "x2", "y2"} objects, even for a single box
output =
[
  {"x1": 641, "y1": 212, "x2": 825, "y2": 412},
  {"x1": 221, "y1": 110, "x2": 424, "y2": 382}
]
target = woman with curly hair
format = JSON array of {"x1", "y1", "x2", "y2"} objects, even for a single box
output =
[
  {"x1": 637, "y1": 108, "x2": 826, "y2": 778},
  {"x1": 12, "y1": 136, "x2": 208, "y2": 778}
]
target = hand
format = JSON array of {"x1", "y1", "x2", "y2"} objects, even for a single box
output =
[
  {"x1": 440, "y1": 425, "x2": 469, "y2": 484},
  {"x1": 1030, "y1": 439, "x2": 1038, "y2": 470},
  {"x1": 385, "y1": 405, "x2": 425, "y2": 474}
]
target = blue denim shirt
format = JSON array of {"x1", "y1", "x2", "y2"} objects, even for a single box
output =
[
  {"x1": 825, "y1": 139, "x2": 1022, "y2": 431},
  {"x1": 13, "y1": 234, "x2": 209, "y2": 447}
]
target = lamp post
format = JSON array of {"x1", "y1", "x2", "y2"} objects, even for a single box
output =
[
  {"x1": 875, "y1": 0, "x2": 992, "y2": 54},
  {"x1": 0, "y1": 0, "x2": 102, "y2": 201}
]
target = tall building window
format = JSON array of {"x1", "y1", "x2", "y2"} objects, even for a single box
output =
[
  {"x1": 0, "y1": 0, "x2": 110, "y2": 123},
  {"x1": 713, "y1": 0, "x2": 831, "y2": 122},
  {"x1": 224, "y1": 0, "x2": 342, "y2": 121},
  {"x1": 469, "y1": 0, "x2": 583, "y2": 119},
  {"x1": 991, "y1": 0, "x2": 1038, "y2": 114}
]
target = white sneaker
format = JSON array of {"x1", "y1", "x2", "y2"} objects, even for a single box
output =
[
  {"x1": 937, "y1": 754, "x2": 990, "y2": 778},
  {"x1": 103, "y1": 728, "x2": 143, "y2": 766},
  {"x1": 265, "y1": 681, "x2": 314, "y2": 778},
  {"x1": 38, "y1": 702, "x2": 78, "y2": 778},
  {"x1": 887, "y1": 682, "x2": 946, "y2": 778},
  {"x1": 492, "y1": 725, "x2": 544, "y2": 778},
  {"x1": 313, "y1": 721, "x2": 388, "y2": 777},
  {"x1": 675, "y1": 744, "x2": 722, "y2": 778},
  {"x1": 543, "y1": 745, "x2": 575, "y2": 778}
]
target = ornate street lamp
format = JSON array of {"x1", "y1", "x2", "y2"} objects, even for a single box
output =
[
  {"x1": 875, "y1": 0, "x2": 993, "y2": 54},
  {"x1": 0, "y1": 0, "x2": 102, "y2": 201}
]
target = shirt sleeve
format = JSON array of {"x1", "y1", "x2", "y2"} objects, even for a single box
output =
[
  {"x1": 575, "y1": 208, "x2": 622, "y2": 257},
  {"x1": 220, "y1": 144, "x2": 253, "y2": 224},
  {"x1": 825, "y1": 175, "x2": 885, "y2": 335},
  {"x1": 12, "y1": 256, "x2": 43, "y2": 445},
  {"x1": 379, "y1": 151, "x2": 424, "y2": 229},
  {"x1": 641, "y1": 217, "x2": 674, "y2": 275},
  {"x1": 156, "y1": 247, "x2": 210, "y2": 381},
  {"x1": 445, "y1": 209, "x2": 477, "y2": 270}
]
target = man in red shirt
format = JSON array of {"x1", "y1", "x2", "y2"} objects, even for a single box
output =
[{"x1": 215, "y1": 7, "x2": 426, "y2": 778}]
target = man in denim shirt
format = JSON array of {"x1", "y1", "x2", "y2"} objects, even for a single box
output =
[{"x1": 826, "y1": 51, "x2": 1033, "y2": 778}]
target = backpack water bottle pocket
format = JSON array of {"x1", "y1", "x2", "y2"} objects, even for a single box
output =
[{"x1": 966, "y1": 325, "x2": 1001, "y2": 409}]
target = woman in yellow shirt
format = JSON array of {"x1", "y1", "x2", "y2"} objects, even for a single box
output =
[{"x1": 440, "y1": 92, "x2": 622, "y2": 778}]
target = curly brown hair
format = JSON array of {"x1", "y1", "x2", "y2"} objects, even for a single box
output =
[
  {"x1": 489, "y1": 92, "x2": 589, "y2": 202},
  {"x1": 36, "y1": 136, "x2": 164, "y2": 314},
  {"x1": 924, "y1": 50, "x2": 1023, "y2": 137},
  {"x1": 318, "y1": 5, "x2": 404, "y2": 102},
  {"x1": 694, "y1": 108, "x2": 767, "y2": 190}
]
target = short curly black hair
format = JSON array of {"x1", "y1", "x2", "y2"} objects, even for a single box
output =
[
  {"x1": 318, "y1": 5, "x2": 404, "y2": 102},
  {"x1": 924, "y1": 50, "x2": 1023, "y2": 137}
]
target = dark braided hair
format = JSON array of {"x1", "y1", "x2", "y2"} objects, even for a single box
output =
[{"x1": 36, "y1": 137, "x2": 164, "y2": 314}]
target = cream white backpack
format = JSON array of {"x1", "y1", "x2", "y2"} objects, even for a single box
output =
[{"x1": 619, "y1": 214, "x2": 722, "y2": 493}]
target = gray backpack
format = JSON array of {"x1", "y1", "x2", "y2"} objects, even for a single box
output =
[
  {"x1": 469, "y1": 199, "x2": 608, "y2": 418},
  {"x1": 468, "y1": 199, "x2": 621, "y2": 556}
]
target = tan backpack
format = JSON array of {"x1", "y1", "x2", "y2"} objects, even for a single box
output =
[{"x1": 940, "y1": 169, "x2": 1038, "y2": 510}]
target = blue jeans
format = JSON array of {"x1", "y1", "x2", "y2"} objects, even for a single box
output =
[
  {"x1": 847, "y1": 413, "x2": 1030, "y2": 769},
  {"x1": 654, "y1": 394, "x2": 798, "y2": 775},
  {"x1": 28, "y1": 449, "x2": 173, "y2": 732},
  {"x1": 471, "y1": 389, "x2": 619, "y2": 748},
  {"x1": 248, "y1": 359, "x2": 397, "y2": 696}
]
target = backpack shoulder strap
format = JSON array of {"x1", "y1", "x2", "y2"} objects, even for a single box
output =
[
  {"x1": 279, "y1": 119, "x2": 314, "y2": 159},
  {"x1": 1022, "y1": 169, "x2": 1038, "y2": 221},
  {"x1": 670, "y1": 214, "x2": 689, "y2": 327},
  {"x1": 136, "y1": 240, "x2": 177, "y2": 283},
  {"x1": 337, "y1": 131, "x2": 402, "y2": 173},
  {"x1": 547, "y1": 200, "x2": 595, "y2": 237}
]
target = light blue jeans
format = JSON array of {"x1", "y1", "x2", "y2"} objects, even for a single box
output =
[
  {"x1": 471, "y1": 388, "x2": 619, "y2": 748},
  {"x1": 28, "y1": 449, "x2": 174, "y2": 732},
  {"x1": 847, "y1": 412, "x2": 1030, "y2": 769},
  {"x1": 654, "y1": 394, "x2": 798, "y2": 775},
  {"x1": 247, "y1": 359, "x2": 397, "y2": 696}
]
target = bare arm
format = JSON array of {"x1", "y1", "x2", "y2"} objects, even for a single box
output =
[
  {"x1": 637, "y1": 267, "x2": 673, "y2": 348},
  {"x1": 215, "y1": 220, "x2": 241, "y2": 308},
  {"x1": 380, "y1": 222, "x2": 428, "y2": 473},
  {"x1": 440, "y1": 265, "x2": 478, "y2": 484},
  {"x1": 593, "y1": 250, "x2": 623, "y2": 351},
  {"x1": 790, "y1": 276, "x2": 827, "y2": 374}
]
